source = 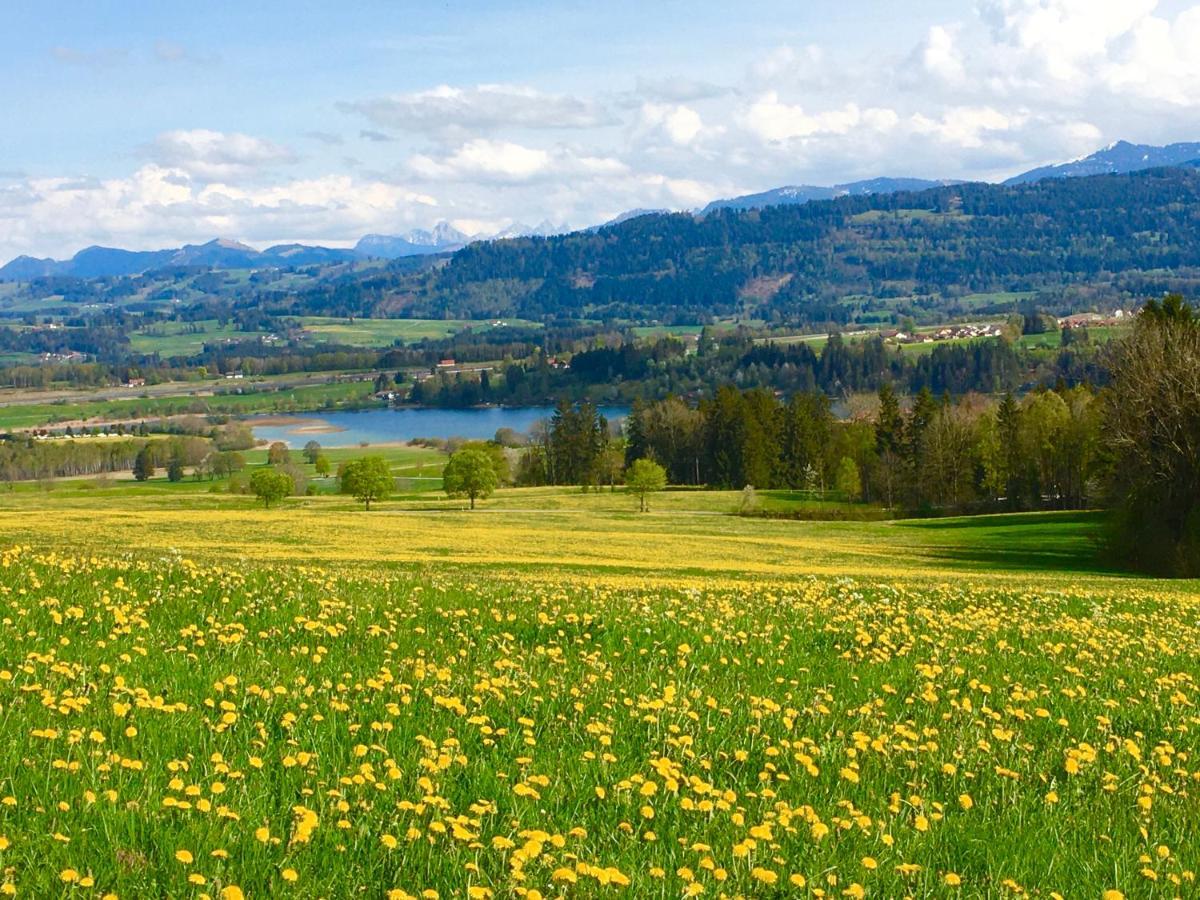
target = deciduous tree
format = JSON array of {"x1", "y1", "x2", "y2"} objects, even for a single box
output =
[
  {"x1": 340, "y1": 456, "x2": 393, "y2": 510},
  {"x1": 443, "y1": 448, "x2": 499, "y2": 509},
  {"x1": 626, "y1": 458, "x2": 667, "y2": 512}
]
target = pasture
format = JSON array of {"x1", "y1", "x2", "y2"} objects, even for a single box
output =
[{"x1": 0, "y1": 484, "x2": 1194, "y2": 898}]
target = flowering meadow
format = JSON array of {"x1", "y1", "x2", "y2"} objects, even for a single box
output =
[{"x1": 1, "y1": 522, "x2": 1199, "y2": 899}]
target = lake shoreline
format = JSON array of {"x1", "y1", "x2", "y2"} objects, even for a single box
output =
[{"x1": 248, "y1": 405, "x2": 628, "y2": 448}]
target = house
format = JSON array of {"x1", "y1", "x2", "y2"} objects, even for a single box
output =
[
  {"x1": 436, "y1": 358, "x2": 456, "y2": 368},
  {"x1": 126, "y1": 377, "x2": 146, "y2": 388}
]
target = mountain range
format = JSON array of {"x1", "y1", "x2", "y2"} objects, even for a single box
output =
[
  {"x1": 0, "y1": 221, "x2": 568, "y2": 282},
  {"x1": 3, "y1": 139, "x2": 1198, "y2": 282},
  {"x1": 1002, "y1": 140, "x2": 1200, "y2": 185}
]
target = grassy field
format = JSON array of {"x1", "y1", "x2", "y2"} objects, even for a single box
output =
[
  {"x1": 1016, "y1": 324, "x2": 1131, "y2": 350},
  {"x1": 129, "y1": 321, "x2": 268, "y2": 356},
  {"x1": 297, "y1": 317, "x2": 541, "y2": 348},
  {"x1": 0, "y1": 381, "x2": 377, "y2": 430},
  {"x1": 0, "y1": 481, "x2": 1196, "y2": 898}
]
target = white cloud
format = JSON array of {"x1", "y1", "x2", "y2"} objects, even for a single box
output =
[
  {"x1": 146, "y1": 130, "x2": 297, "y2": 182},
  {"x1": 740, "y1": 94, "x2": 898, "y2": 143},
  {"x1": 638, "y1": 104, "x2": 705, "y2": 146},
  {"x1": 409, "y1": 139, "x2": 551, "y2": 181},
  {"x1": 909, "y1": 106, "x2": 1023, "y2": 149},
  {"x1": 916, "y1": 25, "x2": 966, "y2": 85},
  {"x1": 408, "y1": 139, "x2": 627, "y2": 184},
  {"x1": 339, "y1": 84, "x2": 615, "y2": 137}
]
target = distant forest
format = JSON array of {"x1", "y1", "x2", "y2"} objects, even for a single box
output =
[{"x1": 268, "y1": 165, "x2": 1200, "y2": 323}]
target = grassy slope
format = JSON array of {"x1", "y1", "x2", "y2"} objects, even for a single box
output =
[
  {"x1": 0, "y1": 489, "x2": 1196, "y2": 898},
  {"x1": 0, "y1": 476, "x2": 1131, "y2": 586}
]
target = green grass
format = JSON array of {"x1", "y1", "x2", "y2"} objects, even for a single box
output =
[
  {"x1": 129, "y1": 321, "x2": 267, "y2": 356},
  {"x1": 0, "y1": 494, "x2": 1194, "y2": 897},
  {"x1": 1015, "y1": 324, "x2": 1130, "y2": 350},
  {"x1": 0, "y1": 381, "x2": 377, "y2": 430},
  {"x1": 297, "y1": 317, "x2": 542, "y2": 347},
  {"x1": 629, "y1": 324, "x2": 705, "y2": 339}
]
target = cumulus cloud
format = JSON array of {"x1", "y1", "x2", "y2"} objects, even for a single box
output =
[
  {"x1": 407, "y1": 139, "x2": 627, "y2": 184},
  {"x1": 740, "y1": 94, "x2": 898, "y2": 143},
  {"x1": 144, "y1": 130, "x2": 297, "y2": 182},
  {"x1": 339, "y1": 84, "x2": 616, "y2": 136},
  {"x1": 914, "y1": 25, "x2": 966, "y2": 85},
  {"x1": 638, "y1": 104, "x2": 706, "y2": 146}
]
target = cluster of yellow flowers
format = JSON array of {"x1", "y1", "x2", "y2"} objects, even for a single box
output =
[{"x1": 0, "y1": 543, "x2": 1197, "y2": 896}]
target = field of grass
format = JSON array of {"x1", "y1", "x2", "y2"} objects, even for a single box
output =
[
  {"x1": 297, "y1": 317, "x2": 541, "y2": 348},
  {"x1": 1016, "y1": 324, "x2": 1131, "y2": 351},
  {"x1": 0, "y1": 482, "x2": 1196, "y2": 898},
  {"x1": 0, "y1": 381, "x2": 377, "y2": 430},
  {"x1": 129, "y1": 321, "x2": 269, "y2": 356}
]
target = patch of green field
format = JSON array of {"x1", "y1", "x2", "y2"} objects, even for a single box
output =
[
  {"x1": 850, "y1": 208, "x2": 944, "y2": 223},
  {"x1": 1015, "y1": 324, "x2": 1130, "y2": 351},
  {"x1": 297, "y1": 317, "x2": 542, "y2": 347},
  {"x1": 629, "y1": 324, "x2": 704, "y2": 339},
  {"x1": 129, "y1": 320, "x2": 267, "y2": 356},
  {"x1": 0, "y1": 381, "x2": 377, "y2": 430}
]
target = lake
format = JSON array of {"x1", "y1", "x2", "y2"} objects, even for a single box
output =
[{"x1": 250, "y1": 406, "x2": 628, "y2": 447}]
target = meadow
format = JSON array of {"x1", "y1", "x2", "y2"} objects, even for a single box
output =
[
  {"x1": 0, "y1": 381, "x2": 377, "y2": 431},
  {"x1": 0, "y1": 481, "x2": 1197, "y2": 898},
  {"x1": 296, "y1": 318, "x2": 542, "y2": 348}
]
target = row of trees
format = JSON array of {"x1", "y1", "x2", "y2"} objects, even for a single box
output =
[
  {"x1": 619, "y1": 384, "x2": 1102, "y2": 513},
  {"x1": 405, "y1": 329, "x2": 1092, "y2": 410}
]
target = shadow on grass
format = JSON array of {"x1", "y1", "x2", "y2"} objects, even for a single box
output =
[{"x1": 894, "y1": 510, "x2": 1126, "y2": 576}]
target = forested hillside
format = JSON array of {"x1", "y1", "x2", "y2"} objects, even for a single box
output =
[{"x1": 278, "y1": 165, "x2": 1200, "y2": 323}]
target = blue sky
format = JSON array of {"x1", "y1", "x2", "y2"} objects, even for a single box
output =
[{"x1": 2, "y1": 0, "x2": 1199, "y2": 259}]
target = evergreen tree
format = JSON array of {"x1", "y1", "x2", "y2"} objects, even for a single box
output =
[{"x1": 133, "y1": 446, "x2": 155, "y2": 482}]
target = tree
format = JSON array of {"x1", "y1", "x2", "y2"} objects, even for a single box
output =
[
  {"x1": 835, "y1": 456, "x2": 862, "y2": 502},
  {"x1": 250, "y1": 468, "x2": 292, "y2": 508},
  {"x1": 267, "y1": 442, "x2": 290, "y2": 465},
  {"x1": 1103, "y1": 295, "x2": 1200, "y2": 575},
  {"x1": 443, "y1": 448, "x2": 499, "y2": 509},
  {"x1": 314, "y1": 455, "x2": 331, "y2": 477},
  {"x1": 548, "y1": 400, "x2": 607, "y2": 486},
  {"x1": 595, "y1": 446, "x2": 625, "y2": 492},
  {"x1": 340, "y1": 456, "x2": 393, "y2": 510},
  {"x1": 626, "y1": 458, "x2": 667, "y2": 512},
  {"x1": 456, "y1": 441, "x2": 510, "y2": 484},
  {"x1": 212, "y1": 450, "x2": 245, "y2": 480},
  {"x1": 166, "y1": 452, "x2": 184, "y2": 483},
  {"x1": 873, "y1": 383, "x2": 903, "y2": 508},
  {"x1": 132, "y1": 446, "x2": 155, "y2": 482},
  {"x1": 302, "y1": 440, "x2": 322, "y2": 464}
]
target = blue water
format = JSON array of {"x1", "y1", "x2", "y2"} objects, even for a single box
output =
[{"x1": 250, "y1": 406, "x2": 628, "y2": 447}]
